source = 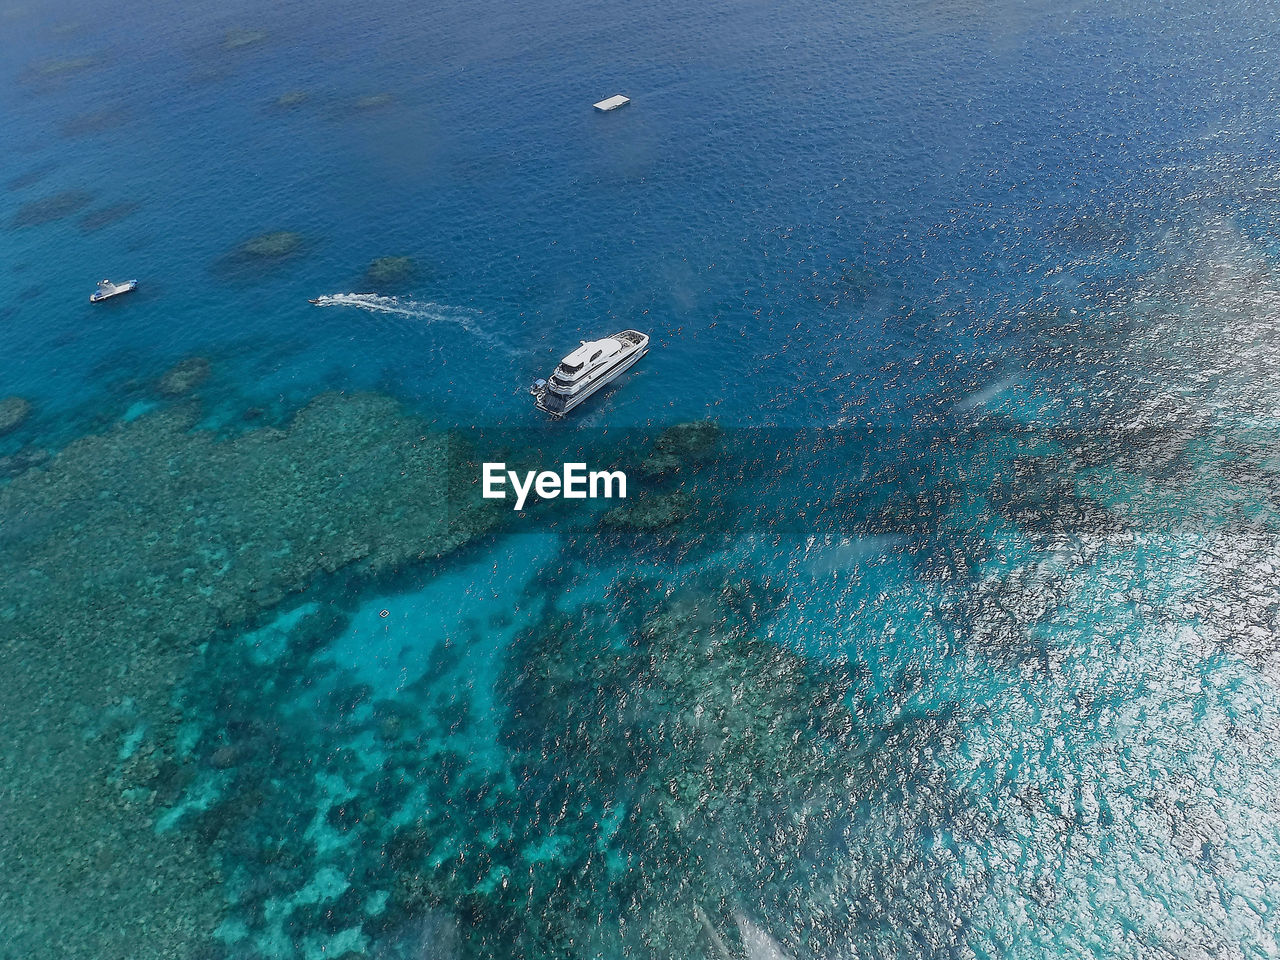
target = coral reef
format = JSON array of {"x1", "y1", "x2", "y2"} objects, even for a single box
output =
[
  {"x1": 0, "y1": 389, "x2": 502, "y2": 960},
  {"x1": 148, "y1": 563, "x2": 847, "y2": 960},
  {"x1": 79, "y1": 201, "x2": 141, "y2": 232},
  {"x1": 216, "y1": 231, "x2": 309, "y2": 278},
  {"x1": 0, "y1": 446, "x2": 49, "y2": 478},
  {"x1": 6, "y1": 367, "x2": 1277, "y2": 960},
  {"x1": 479, "y1": 574, "x2": 848, "y2": 958},
  {"x1": 11, "y1": 189, "x2": 94, "y2": 227},
  {"x1": 640, "y1": 419, "x2": 723, "y2": 477},
  {"x1": 364, "y1": 255, "x2": 417, "y2": 290},
  {"x1": 6, "y1": 241, "x2": 1280, "y2": 960},
  {"x1": 237, "y1": 230, "x2": 303, "y2": 259},
  {"x1": 156, "y1": 357, "x2": 211, "y2": 397},
  {"x1": 0, "y1": 395, "x2": 32, "y2": 435},
  {"x1": 6, "y1": 162, "x2": 57, "y2": 192},
  {"x1": 601, "y1": 489, "x2": 693, "y2": 531}
]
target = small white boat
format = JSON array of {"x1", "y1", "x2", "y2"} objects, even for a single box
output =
[
  {"x1": 531, "y1": 330, "x2": 649, "y2": 418},
  {"x1": 593, "y1": 94, "x2": 630, "y2": 112},
  {"x1": 89, "y1": 279, "x2": 137, "y2": 303}
]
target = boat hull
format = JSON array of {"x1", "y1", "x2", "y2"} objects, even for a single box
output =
[
  {"x1": 89, "y1": 280, "x2": 138, "y2": 303},
  {"x1": 534, "y1": 330, "x2": 649, "y2": 418}
]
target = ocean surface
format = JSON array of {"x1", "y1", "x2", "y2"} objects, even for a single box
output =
[{"x1": 2, "y1": 0, "x2": 1280, "y2": 958}]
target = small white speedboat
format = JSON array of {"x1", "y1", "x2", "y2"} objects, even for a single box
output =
[
  {"x1": 531, "y1": 330, "x2": 649, "y2": 418},
  {"x1": 89, "y1": 278, "x2": 137, "y2": 303}
]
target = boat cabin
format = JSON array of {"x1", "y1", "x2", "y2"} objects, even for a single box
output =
[{"x1": 553, "y1": 338, "x2": 623, "y2": 383}]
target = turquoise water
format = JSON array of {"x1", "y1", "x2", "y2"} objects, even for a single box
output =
[{"x1": 3, "y1": 0, "x2": 1280, "y2": 958}]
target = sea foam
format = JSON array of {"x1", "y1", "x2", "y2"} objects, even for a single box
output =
[{"x1": 309, "y1": 293, "x2": 510, "y2": 350}]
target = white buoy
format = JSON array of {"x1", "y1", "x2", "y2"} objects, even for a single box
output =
[{"x1": 593, "y1": 94, "x2": 630, "y2": 112}]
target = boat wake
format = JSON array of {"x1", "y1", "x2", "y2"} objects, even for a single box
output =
[{"x1": 309, "y1": 293, "x2": 508, "y2": 349}]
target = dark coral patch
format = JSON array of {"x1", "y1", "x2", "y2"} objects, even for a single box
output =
[
  {"x1": 11, "y1": 190, "x2": 93, "y2": 227},
  {"x1": 60, "y1": 110, "x2": 129, "y2": 138},
  {"x1": 79, "y1": 201, "x2": 141, "y2": 232},
  {"x1": 156, "y1": 357, "x2": 211, "y2": 397},
  {"x1": 213, "y1": 231, "x2": 311, "y2": 279},
  {"x1": 363, "y1": 256, "x2": 417, "y2": 291},
  {"x1": 6, "y1": 163, "x2": 57, "y2": 192},
  {"x1": 0, "y1": 396, "x2": 32, "y2": 435}
]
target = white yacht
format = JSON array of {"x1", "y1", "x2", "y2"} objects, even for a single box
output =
[
  {"x1": 89, "y1": 279, "x2": 137, "y2": 303},
  {"x1": 531, "y1": 330, "x2": 649, "y2": 418}
]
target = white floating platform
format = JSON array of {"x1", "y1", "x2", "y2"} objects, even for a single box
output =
[{"x1": 593, "y1": 94, "x2": 630, "y2": 112}]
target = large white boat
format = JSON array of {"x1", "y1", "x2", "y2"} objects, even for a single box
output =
[
  {"x1": 531, "y1": 330, "x2": 649, "y2": 418},
  {"x1": 89, "y1": 279, "x2": 138, "y2": 303}
]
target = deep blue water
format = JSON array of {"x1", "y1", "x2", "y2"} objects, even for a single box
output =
[
  {"x1": 3, "y1": 0, "x2": 1280, "y2": 958},
  {"x1": 9, "y1": 0, "x2": 1280, "y2": 431}
]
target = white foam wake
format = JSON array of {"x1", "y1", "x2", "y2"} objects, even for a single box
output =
[
  {"x1": 309, "y1": 292, "x2": 468, "y2": 319},
  {"x1": 309, "y1": 293, "x2": 508, "y2": 349}
]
